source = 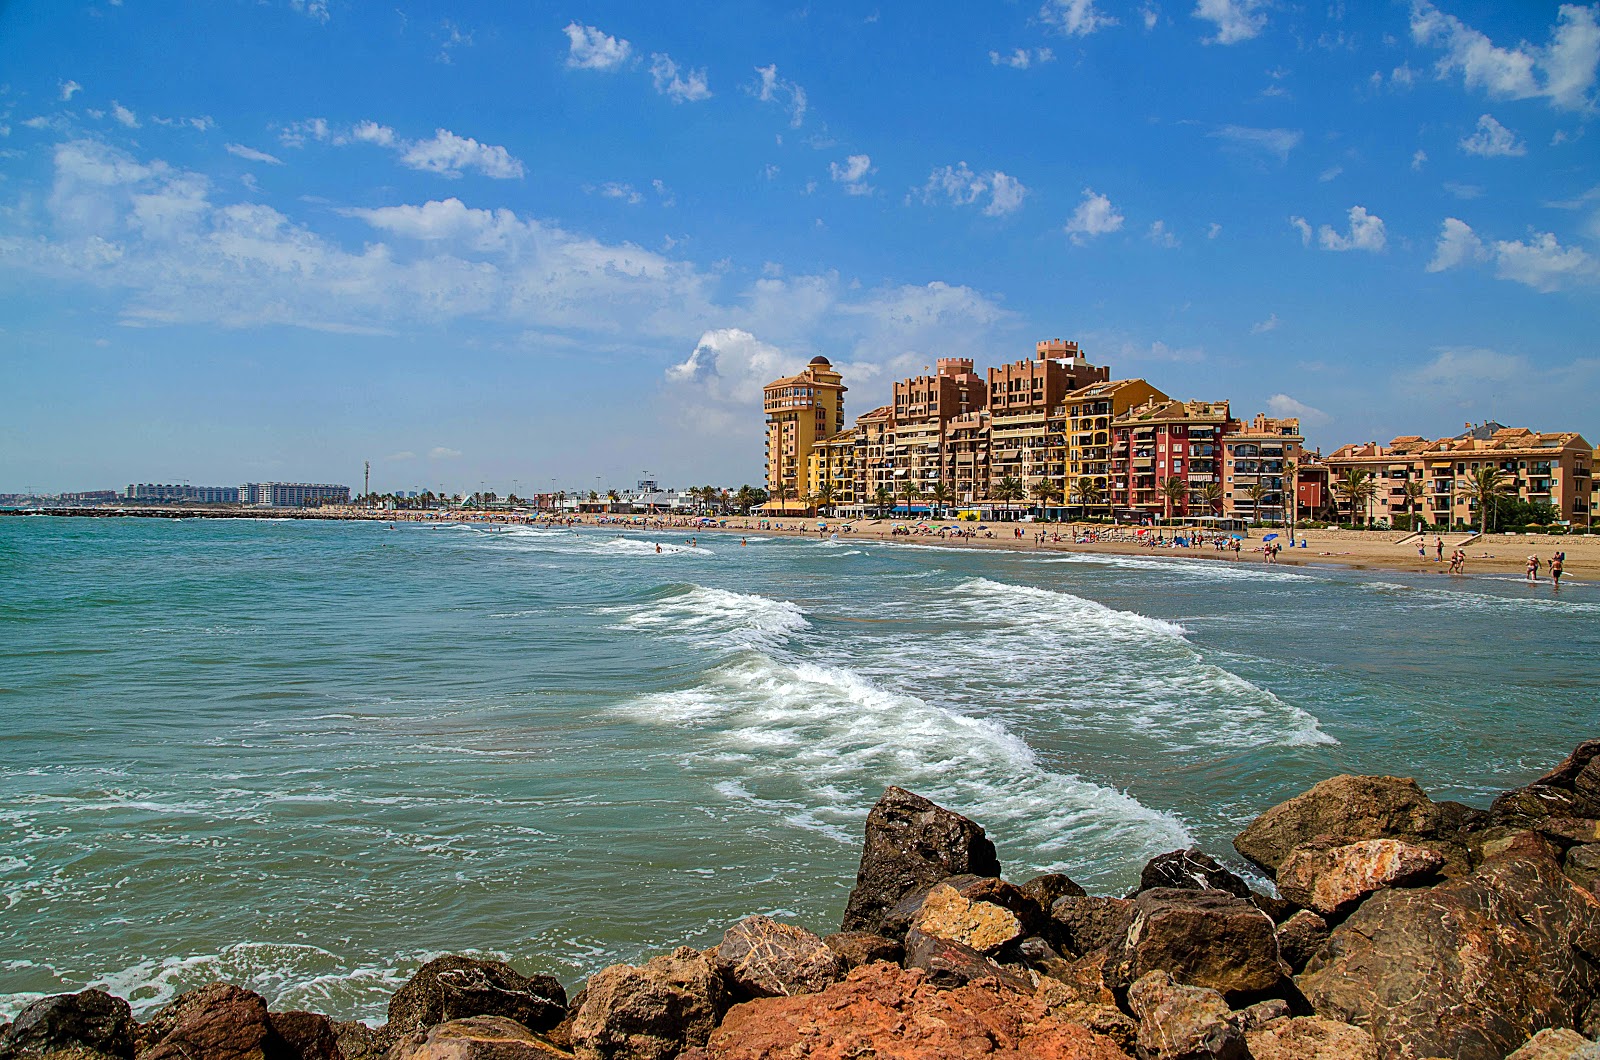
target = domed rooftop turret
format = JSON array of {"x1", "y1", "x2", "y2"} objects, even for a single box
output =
[{"x1": 808, "y1": 355, "x2": 832, "y2": 366}]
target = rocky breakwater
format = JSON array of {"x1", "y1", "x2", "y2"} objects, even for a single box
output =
[{"x1": 9, "y1": 745, "x2": 1600, "y2": 1060}]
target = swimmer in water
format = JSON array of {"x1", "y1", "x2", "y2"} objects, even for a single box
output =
[
  {"x1": 741, "y1": 537, "x2": 747, "y2": 546},
  {"x1": 655, "y1": 543, "x2": 662, "y2": 554}
]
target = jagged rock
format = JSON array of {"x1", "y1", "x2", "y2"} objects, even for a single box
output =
[
  {"x1": 693, "y1": 962, "x2": 1131, "y2": 1060},
  {"x1": 332, "y1": 1020, "x2": 394, "y2": 1060},
  {"x1": 1275, "y1": 839, "x2": 1444, "y2": 917},
  {"x1": 1566, "y1": 845, "x2": 1600, "y2": 892},
  {"x1": 267, "y1": 1013, "x2": 339, "y2": 1060},
  {"x1": 900, "y1": 926, "x2": 1031, "y2": 992},
  {"x1": 956, "y1": 877, "x2": 1050, "y2": 937},
  {"x1": 0, "y1": 991, "x2": 134, "y2": 1060},
  {"x1": 1133, "y1": 850, "x2": 1252, "y2": 899},
  {"x1": 1504, "y1": 1028, "x2": 1600, "y2": 1060},
  {"x1": 1274, "y1": 910, "x2": 1330, "y2": 974},
  {"x1": 387, "y1": 1017, "x2": 568, "y2": 1060},
  {"x1": 570, "y1": 946, "x2": 728, "y2": 1060},
  {"x1": 1035, "y1": 979, "x2": 1138, "y2": 1054},
  {"x1": 819, "y1": 932, "x2": 900, "y2": 970},
  {"x1": 140, "y1": 984, "x2": 283, "y2": 1060},
  {"x1": 1126, "y1": 970, "x2": 1247, "y2": 1060},
  {"x1": 1538, "y1": 819, "x2": 1600, "y2": 846},
  {"x1": 1492, "y1": 786, "x2": 1600, "y2": 829},
  {"x1": 1298, "y1": 851, "x2": 1600, "y2": 1060},
  {"x1": 1120, "y1": 889, "x2": 1284, "y2": 995},
  {"x1": 1244, "y1": 1017, "x2": 1379, "y2": 1060},
  {"x1": 839, "y1": 787, "x2": 1000, "y2": 938},
  {"x1": 1050, "y1": 896, "x2": 1135, "y2": 957},
  {"x1": 711, "y1": 915, "x2": 844, "y2": 999},
  {"x1": 1234, "y1": 775, "x2": 1472, "y2": 876},
  {"x1": 1582, "y1": 999, "x2": 1600, "y2": 1040},
  {"x1": 909, "y1": 882, "x2": 1024, "y2": 953},
  {"x1": 1233, "y1": 1000, "x2": 1291, "y2": 1032},
  {"x1": 1021, "y1": 872, "x2": 1087, "y2": 909},
  {"x1": 388, "y1": 957, "x2": 566, "y2": 1036}
]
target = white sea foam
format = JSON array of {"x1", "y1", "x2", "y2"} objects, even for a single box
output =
[{"x1": 613, "y1": 584, "x2": 808, "y2": 654}]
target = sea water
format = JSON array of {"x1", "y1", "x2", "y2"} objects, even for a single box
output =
[{"x1": 1, "y1": 517, "x2": 1595, "y2": 1019}]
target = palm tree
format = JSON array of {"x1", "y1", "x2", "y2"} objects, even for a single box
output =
[
  {"x1": 929, "y1": 482, "x2": 954, "y2": 516},
  {"x1": 899, "y1": 479, "x2": 922, "y2": 517},
  {"x1": 1158, "y1": 475, "x2": 1188, "y2": 525},
  {"x1": 1196, "y1": 481, "x2": 1224, "y2": 517},
  {"x1": 872, "y1": 485, "x2": 894, "y2": 519},
  {"x1": 772, "y1": 478, "x2": 795, "y2": 513},
  {"x1": 1333, "y1": 468, "x2": 1377, "y2": 527},
  {"x1": 1460, "y1": 465, "x2": 1511, "y2": 537},
  {"x1": 992, "y1": 475, "x2": 1026, "y2": 520},
  {"x1": 1245, "y1": 481, "x2": 1270, "y2": 527},
  {"x1": 813, "y1": 481, "x2": 838, "y2": 516},
  {"x1": 1072, "y1": 476, "x2": 1104, "y2": 517},
  {"x1": 1282, "y1": 460, "x2": 1299, "y2": 541},
  {"x1": 1032, "y1": 479, "x2": 1063, "y2": 516},
  {"x1": 1402, "y1": 479, "x2": 1425, "y2": 532}
]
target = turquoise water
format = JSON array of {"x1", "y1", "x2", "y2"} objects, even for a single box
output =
[{"x1": 2, "y1": 516, "x2": 1596, "y2": 1020}]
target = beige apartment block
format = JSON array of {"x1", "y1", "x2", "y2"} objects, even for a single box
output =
[
  {"x1": 1223, "y1": 413, "x2": 1304, "y2": 523},
  {"x1": 987, "y1": 340, "x2": 1109, "y2": 503},
  {"x1": 890, "y1": 358, "x2": 987, "y2": 507},
  {"x1": 1065, "y1": 378, "x2": 1168, "y2": 517},
  {"x1": 1110, "y1": 398, "x2": 1231, "y2": 522},
  {"x1": 807, "y1": 427, "x2": 859, "y2": 510},
  {"x1": 763, "y1": 356, "x2": 846, "y2": 512},
  {"x1": 1325, "y1": 424, "x2": 1594, "y2": 528}
]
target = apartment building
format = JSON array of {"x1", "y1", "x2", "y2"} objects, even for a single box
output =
[
  {"x1": 1109, "y1": 398, "x2": 1232, "y2": 522},
  {"x1": 808, "y1": 428, "x2": 859, "y2": 510},
  {"x1": 763, "y1": 356, "x2": 846, "y2": 512},
  {"x1": 988, "y1": 340, "x2": 1110, "y2": 502},
  {"x1": 1065, "y1": 378, "x2": 1169, "y2": 517},
  {"x1": 1222, "y1": 414, "x2": 1304, "y2": 523},
  {"x1": 890, "y1": 358, "x2": 988, "y2": 507}
]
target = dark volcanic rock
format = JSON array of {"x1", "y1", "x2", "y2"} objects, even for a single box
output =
[
  {"x1": 839, "y1": 787, "x2": 1000, "y2": 938},
  {"x1": 711, "y1": 915, "x2": 844, "y2": 999},
  {"x1": 1274, "y1": 910, "x2": 1330, "y2": 974},
  {"x1": 820, "y1": 932, "x2": 901, "y2": 970},
  {"x1": 1119, "y1": 889, "x2": 1284, "y2": 995},
  {"x1": 1125, "y1": 971, "x2": 1247, "y2": 1060},
  {"x1": 900, "y1": 926, "x2": 1031, "y2": 992},
  {"x1": 140, "y1": 984, "x2": 284, "y2": 1060},
  {"x1": 265, "y1": 1013, "x2": 338, "y2": 1060},
  {"x1": 1298, "y1": 851, "x2": 1600, "y2": 1060},
  {"x1": 1019, "y1": 872, "x2": 1087, "y2": 909},
  {"x1": 388, "y1": 957, "x2": 566, "y2": 1036},
  {"x1": 0, "y1": 991, "x2": 134, "y2": 1060},
  {"x1": 1233, "y1": 775, "x2": 1471, "y2": 876},
  {"x1": 1048, "y1": 896, "x2": 1135, "y2": 958},
  {"x1": 569, "y1": 946, "x2": 729, "y2": 1060},
  {"x1": 1133, "y1": 849, "x2": 1252, "y2": 899}
]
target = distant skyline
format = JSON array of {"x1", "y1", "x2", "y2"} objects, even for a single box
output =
[{"x1": 2, "y1": 0, "x2": 1597, "y2": 494}]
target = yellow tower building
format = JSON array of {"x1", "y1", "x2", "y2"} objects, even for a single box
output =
[{"x1": 763, "y1": 356, "x2": 846, "y2": 513}]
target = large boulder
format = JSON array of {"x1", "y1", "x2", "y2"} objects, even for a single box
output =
[
  {"x1": 1274, "y1": 839, "x2": 1444, "y2": 917},
  {"x1": 900, "y1": 926, "x2": 1031, "y2": 993},
  {"x1": 1119, "y1": 889, "x2": 1284, "y2": 995},
  {"x1": 1490, "y1": 740, "x2": 1600, "y2": 830},
  {"x1": 1568, "y1": 845, "x2": 1600, "y2": 892},
  {"x1": 1233, "y1": 775, "x2": 1474, "y2": 876},
  {"x1": 570, "y1": 946, "x2": 728, "y2": 1060},
  {"x1": 1298, "y1": 851, "x2": 1600, "y2": 1060},
  {"x1": 691, "y1": 962, "x2": 1131, "y2": 1060},
  {"x1": 266, "y1": 1013, "x2": 339, "y2": 1060},
  {"x1": 1244, "y1": 1016, "x2": 1379, "y2": 1060},
  {"x1": 1273, "y1": 911, "x2": 1329, "y2": 974},
  {"x1": 839, "y1": 787, "x2": 1000, "y2": 938},
  {"x1": 387, "y1": 1017, "x2": 567, "y2": 1060},
  {"x1": 331, "y1": 1021, "x2": 395, "y2": 1060},
  {"x1": 1020, "y1": 873, "x2": 1087, "y2": 908},
  {"x1": 1050, "y1": 896, "x2": 1135, "y2": 957},
  {"x1": 0, "y1": 991, "x2": 134, "y2": 1060},
  {"x1": 819, "y1": 932, "x2": 900, "y2": 971},
  {"x1": 140, "y1": 984, "x2": 284, "y2": 1060},
  {"x1": 711, "y1": 916, "x2": 844, "y2": 999},
  {"x1": 388, "y1": 957, "x2": 566, "y2": 1037},
  {"x1": 909, "y1": 882, "x2": 1024, "y2": 954},
  {"x1": 1125, "y1": 971, "x2": 1247, "y2": 1060},
  {"x1": 1504, "y1": 1028, "x2": 1600, "y2": 1060},
  {"x1": 1132, "y1": 850, "x2": 1252, "y2": 900}
]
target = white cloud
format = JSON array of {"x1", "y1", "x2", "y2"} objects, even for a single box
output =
[
  {"x1": 667, "y1": 327, "x2": 793, "y2": 408},
  {"x1": 1251, "y1": 313, "x2": 1279, "y2": 333},
  {"x1": 563, "y1": 22, "x2": 633, "y2": 71},
  {"x1": 386, "y1": 450, "x2": 416, "y2": 461},
  {"x1": 751, "y1": 65, "x2": 807, "y2": 127},
  {"x1": 651, "y1": 179, "x2": 675, "y2": 207},
  {"x1": 278, "y1": 118, "x2": 331, "y2": 147},
  {"x1": 830, "y1": 154, "x2": 875, "y2": 196},
  {"x1": 1041, "y1": 0, "x2": 1116, "y2": 36},
  {"x1": 1148, "y1": 220, "x2": 1179, "y2": 247},
  {"x1": 1410, "y1": 1, "x2": 1600, "y2": 111},
  {"x1": 436, "y1": 20, "x2": 472, "y2": 65},
  {"x1": 1194, "y1": 0, "x2": 1267, "y2": 45},
  {"x1": 1318, "y1": 165, "x2": 1343, "y2": 182},
  {"x1": 599, "y1": 182, "x2": 643, "y2": 204},
  {"x1": 399, "y1": 130, "x2": 525, "y2": 179},
  {"x1": 916, "y1": 162, "x2": 1028, "y2": 216},
  {"x1": 60, "y1": 80, "x2": 82, "y2": 102},
  {"x1": 152, "y1": 115, "x2": 216, "y2": 132},
  {"x1": 1444, "y1": 182, "x2": 1483, "y2": 199},
  {"x1": 1459, "y1": 113, "x2": 1526, "y2": 157},
  {"x1": 1064, "y1": 188, "x2": 1123, "y2": 244},
  {"x1": 1265, "y1": 393, "x2": 1330, "y2": 425},
  {"x1": 1411, "y1": 148, "x2": 1428, "y2": 170},
  {"x1": 351, "y1": 121, "x2": 395, "y2": 147},
  {"x1": 1141, "y1": 3, "x2": 1160, "y2": 30},
  {"x1": 111, "y1": 101, "x2": 140, "y2": 128},
  {"x1": 1402, "y1": 347, "x2": 1525, "y2": 405},
  {"x1": 1423, "y1": 216, "x2": 1596, "y2": 291},
  {"x1": 225, "y1": 144, "x2": 283, "y2": 165},
  {"x1": 1289, "y1": 215, "x2": 1312, "y2": 245},
  {"x1": 1211, "y1": 124, "x2": 1301, "y2": 161},
  {"x1": 989, "y1": 48, "x2": 1056, "y2": 68},
  {"x1": 429, "y1": 447, "x2": 462, "y2": 460},
  {"x1": 1317, "y1": 205, "x2": 1387, "y2": 252},
  {"x1": 1207, "y1": 222, "x2": 1222, "y2": 239},
  {"x1": 650, "y1": 53, "x2": 711, "y2": 103},
  {"x1": 1426, "y1": 216, "x2": 1489, "y2": 272},
  {"x1": 289, "y1": 0, "x2": 329, "y2": 24}
]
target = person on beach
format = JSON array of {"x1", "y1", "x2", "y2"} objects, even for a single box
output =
[
  {"x1": 1435, "y1": 536, "x2": 1444, "y2": 561},
  {"x1": 1417, "y1": 539, "x2": 1426, "y2": 559},
  {"x1": 1526, "y1": 555, "x2": 1540, "y2": 583},
  {"x1": 1551, "y1": 553, "x2": 1564, "y2": 588}
]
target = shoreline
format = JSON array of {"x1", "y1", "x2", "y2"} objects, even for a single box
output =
[{"x1": 3, "y1": 506, "x2": 1589, "y2": 581}]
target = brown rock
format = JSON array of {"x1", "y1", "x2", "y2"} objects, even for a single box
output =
[
  {"x1": 1244, "y1": 1016, "x2": 1379, "y2": 1060},
  {"x1": 1233, "y1": 775, "x2": 1469, "y2": 876},
  {"x1": 839, "y1": 787, "x2": 1000, "y2": 938},
  {"x1": 0, "y1": 991, "x2": 134, "y2": 1060},
  {"x1": 1233, "y1": 1000, "x2": 1292, "y2": 1032},
  {"x1": 1492, "y1": 786, "x2": 1600, "y2": 829},
  {"x1": 570, "y1": 946, "x2": 728, "y2": 1060},
  {"x1": 1021, "y1": 873, "x2": 1088, "y2": 909},
  {"x1": 1533, "y1": 739, "x2": 1600, "y2": 791},
  {"x1": 910, "y1": 882, "x2": 1024, "y2": 953},
  {"x1": 1125, "y1": 971, "x2": 1246, "y2": 1060},
  {"x1": 1504, "y1": 1028, "x2": 1598, "y2": 1060},
  {"x1": 712, "y1": 916, "x2": 844, "y2": 999},
  {"x1": 1120, "y1": 889, "x2": 1284, "y2": 996},
  {"x1": 1537, "y1": 818, "x2": 1600, "y2": 846},
  {"x1": 140, "y1": 984, "x2": 284, "y2": 1060},
  {"x1": 332, "y1": 1021, "x2": 394, "y2": 1060},
  {"x1": 1035, "y1": 980, "x2": 1138, "y2": 1054},
  {"x1": 388, "y1": 957, "x2": 566, "y2": 1036},
  {"x1": 267, "y1": 1013, "x2": 339, "y2": 1060},
  {"x1": 698, "y1": 962, "x2": 1131, "y2": 1060},
  {"x1": 386, "y1": 1017, "x2": 567, "y2": 1060},
  {"x1": 1275, "y1": 839, "x2": 1444, "y2": 916},
  {"x1": 819, "y1": 932, "x2": 900, "y2": 971},
  {"x1": 1567, "y1": 844, "x2": 1600, "y2": 892},
  {"x1": 1298, "y1": 852, "x2": 1600, "y2": 1060},
  {"x1": 900, "y1": 926, "x2": 1032, "y2": 992},
  {"x1": 1132, "y1": 850, "x2": 1252, "y2": 900},
  {"x1": 956, "y1": 877, "x2": 1050, "y2": 937},
  {"x1": 1274, "y1": 910, "x2": 1330, "y2": 974},
  {"x1": 1049, "y1": 896, "x2": 1135, "y2": 957}
]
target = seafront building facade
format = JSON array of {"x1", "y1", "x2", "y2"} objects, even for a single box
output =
[
  {"x1": 239, "y1": 482, "x2": 351, "y2": 507},
  {"x1": 763, "y1": 356, "x2": 847, "y2": 513}
]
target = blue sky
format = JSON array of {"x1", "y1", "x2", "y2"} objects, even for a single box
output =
[{"x1": 1, "y1": 0, "x2": 1597, "y2": 494}]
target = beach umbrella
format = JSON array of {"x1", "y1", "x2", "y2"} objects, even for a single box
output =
[
  {"x1": 1263, "y1": 533, "x2": 1279, "y2": 542},
  {"x1": 1231, "y1": 533, "x2": 1245, "y2": 540}
]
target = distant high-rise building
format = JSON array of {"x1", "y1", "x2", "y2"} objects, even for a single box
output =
[
  {"x1": 763, "y1": 356, "x2": 846, "y2": 512},
  {"x1": 126, "y1": 484, "x2": 240, "y2": 503},
  {"x1": 238, "y1": 482, "x2": 350, "y2": 507}
]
